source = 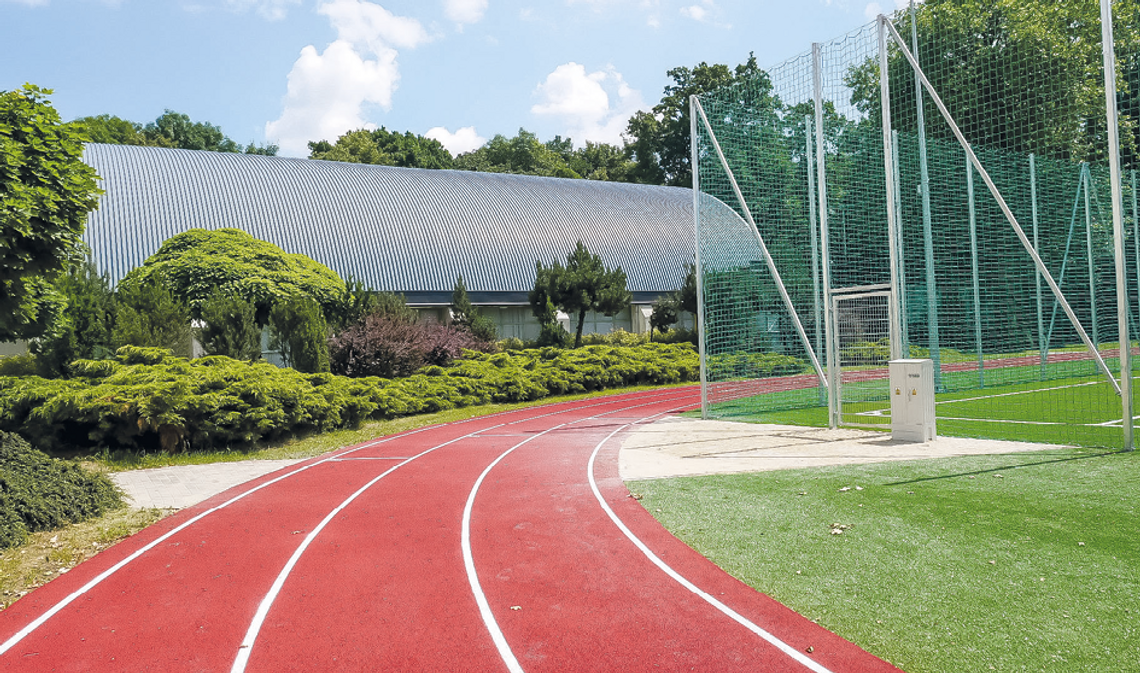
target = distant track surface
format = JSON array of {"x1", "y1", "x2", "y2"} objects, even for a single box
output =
[{"x1": 0, "y1": 388, "x2": 899, "y2": 672}]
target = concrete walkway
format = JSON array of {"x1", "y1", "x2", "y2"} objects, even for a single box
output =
[
  {"x1": 112, "y1": 459, "x2": 306, "y2": 509},
  {"x1": 112, "y1": 417, "x2": 1061, "y2": 508}
]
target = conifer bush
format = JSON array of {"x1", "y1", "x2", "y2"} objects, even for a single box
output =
[{"x1": 0, "y1": 430, "x2": 121, "y2": 549}]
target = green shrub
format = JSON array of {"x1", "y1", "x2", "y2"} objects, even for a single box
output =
[
  {"x1": 113, "y1": 273, "x2": 192, "y2": 357},
  {"x1": 580, "y1": 329, "x2": 648, "y2": 347},
  {"x1": 269, "y1": 295, "x2": 330, "y2": 373},
  {"x1": 197, "y1": 288, "x2": 262, "y2": 361},
  {"x1": 30, "y1": 258, "x2": 116, "y2": 377},
  {"x1": 0, "y1": 343, "x2": 699, "y2": 455},
  {"x1": 0, "y1": 430, "x2": 122, "y2": 549},
  {"x1": 706, "y1": 351, "x2": 807, "y2": 380},
  {"x1": 0, "y1": 353, "x2": 38, "y2": 377}
]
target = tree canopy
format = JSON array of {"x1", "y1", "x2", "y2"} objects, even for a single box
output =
[
  {"x1": 1, "y1": 84, "x2": 102, "y2": 341},
  {"x1": 75, "y1": 110, "x2": 278, "y2": 156},
  {"x1": 625, "y1": 54, "x2": 765, "y2": 187},
  {"x1": 529, "y1": 241, "x2": 631, "y2": 348},
  {"x1": 119, "y1": 228, "x2": 346, "y2": 323},
  {"x1": 455, "y1": 129, "x2": 581, "y2": 178},
  {"x1": 308, "y1": 127, "x2": 453, "y2": 169}
]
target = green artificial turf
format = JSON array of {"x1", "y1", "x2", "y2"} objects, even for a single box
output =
[
  {"x1": 630, "y1": 448, "x2": 1140, "y2": 672},
  {"x1": 700, "y1": 366, "x2": 1140, "y2": 448}
]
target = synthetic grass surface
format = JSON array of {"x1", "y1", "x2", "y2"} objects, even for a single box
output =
[
  {"x1": 703, "y1": 370, "x2": 1139, "y2": 448},
  {"x1": 630, "y1": 448, "x2": 1139, "y2": 672}
]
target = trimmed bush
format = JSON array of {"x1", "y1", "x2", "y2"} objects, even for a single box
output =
[
  {"x1": 0, "y1": 430, "x2": 122, "y2": 549},
  {"x1": 0, "y1": 343, "x2": 699, "y2": 454},
  {"x1": 197, "y1": 288, "x2": 261, "y2": 361},
  {"x1": 269, "y1": 295, "x2": 330, "y2": 373}
]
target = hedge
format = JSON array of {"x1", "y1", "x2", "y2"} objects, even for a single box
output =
[
  {"x1": 0, "y1": 343, "x2": 698, "y2": 454},
  {"x1": 0, "y1": 430, "x2": 122, "y2": 549}
]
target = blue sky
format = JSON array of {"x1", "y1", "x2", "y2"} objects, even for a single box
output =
[{"x1": 2, "y1": 0, "x2": 906, "y2": 157}]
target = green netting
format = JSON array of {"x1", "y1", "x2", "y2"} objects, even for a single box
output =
[{"x1": 695, "y1": 3, "x2": 1140, "y2": 449}]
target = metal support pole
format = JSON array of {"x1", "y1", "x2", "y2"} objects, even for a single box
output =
[
  {"x1": 692, "y1": 98, "x2": 829, "y2": 393},
  {"x1": 690, "y1": 96, "x2": 709, "y2": 419},
  {"x1": 1031, "y1": 154, "x2": 1046, "y2": 380},
  {"x1": 814, "y1": 42, "x2": 838, "y2": 428},
  {"x1": 1084, "y1": 164, "x2": 1101, "y2": 348},
  {"x1": 1100, "y1": 0, "x2": 1133, "y2": 450},
  {"x1": 1133, "y1": 170, "x2": 1139, "y2": 331},
  {"x1": 807, "y1": 116, "x2": 826, "y2": 406},
  {"x1": 880, "y1": 16, "x2": 903, "y2": 362},
  {"x1": 967, "y1": 153, "x2": 984, "y2": 388},
  {"x1": 882, "y1": 18, "x2": 1121, "y2": 395},
  {"x1": 910, "y1": 1, "x2": 942, "y2": 390},
  {"x1": 893, "y1": 130, "x2": 909, "y2": 349}
]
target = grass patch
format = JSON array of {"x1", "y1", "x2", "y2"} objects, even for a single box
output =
[
  {"x1": 630, "y1": 449, "x2": 1140, "y2": 672},
  {"x1": 0, "y1": 507, "x2": 168, "y2": 610},
  {"x1": 94, "y1": 384, "x2": 692, "y2": 471}
]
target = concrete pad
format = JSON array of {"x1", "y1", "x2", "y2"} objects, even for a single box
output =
[
  {"x1": 620, "y1": 416, "x2": 1063, "y2": 480},
  {"x1": 111, "y1": 459, "x2": 306, "y2": 509}
]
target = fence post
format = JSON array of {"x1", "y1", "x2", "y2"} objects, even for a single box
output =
[
  {"x1": 807, "y1": 116, "x2": 826, "y2": 406},
  {"x1": 910, "y1": 0, "x2": 942, "y2": 391},
  {"x1": 1100, "y1": 0, "x2": 1133, "y2": 450},
  {"x1": 690, "y1": 95, "x2": 709, "y2": 420},
  {"x1": 814, "y1": 41, "x2": 838, "y2": 429},
  {"x1": 967, "y1": 153, "x2": 984, "y2": 387},
  {"x1": 1084, "y1": 164, "x2": 1100, "y2": 348},
  {"x1": 1031, "y1": 154, "x2": 1046, "y2": 380},
  {"x1": 879, "y1": 16, "x2": 903, "y2": 363}
]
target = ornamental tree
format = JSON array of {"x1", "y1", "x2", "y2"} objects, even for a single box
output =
[
  {"x1": 529, "y1": 241, "x2": 631, "y2": 348},
  {"x1": 119, "y1": 228, "x2": 347, "y2": 323},
  {"x1": 0, "y1": 84, "x2": 102, "y2": 340}
]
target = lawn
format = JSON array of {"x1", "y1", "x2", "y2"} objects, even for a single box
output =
[{"x1": 630, "y1": 448, "x2": 1140, "y2": 672}]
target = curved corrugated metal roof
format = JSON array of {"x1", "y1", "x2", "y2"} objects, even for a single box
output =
[{"x1": 81, "y1": 143, "x2": 698, "y2": 304}]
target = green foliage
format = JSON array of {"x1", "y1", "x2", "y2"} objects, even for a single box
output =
[
  {"x1": 30, "y1": 258, "x2": 115, "y2": 377},
  {"x1": 0, "y1": 430, "x2": 121, "y2": 549},
  {"x1": 76, "y1": 111, "x2": 277, "y2": 155},
  {"x1": 120, "y1": 228, "x2": 347, "y2": 321},
  {"x1": 0, "y1": 354, "x2": 37, "y2": 377},
  {"x1": 579, "y1": 329, "x2": 648, "y2": 347},
  {"x1": 197, "y1": 289, "x2": 261, "y2": 361},
  {"x1": 308, "y1": 126, "x2": 452, "y2": 169},
  {"x1": 530, "y1": 241, "x2": 631, "y2": 348},
  {"x1": 0, "y1": 85, "x2": 103, "y2": 341},
  {"x1": 650, "y1": 294, "x2": 680, "y2": 334},
  {"x1": 113, "y1": 273, "x2": 192, "y2": 357},
  {"x1": 705, "y1": 352, "x2": 808, "y2": 380},
  {"x1": 269, "y1": 295, "x2": 330, "y2": 373},
  {"x1": 451, "y1": 275, "x2": 498, "y2": 342},
  {"x1": 544, "y1": 136, "x2": 637, "y2": 182},
  {"x1": 455, "y1": 129, "x2": 581, "y2": 178},
  {"x1": 0, "y1": 344, "x2": 697, "y2": 455},
  {"x1": 625, "y1": 54, "x2": 764, "y2": 186}
]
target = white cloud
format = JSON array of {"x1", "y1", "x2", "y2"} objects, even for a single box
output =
[
  {"x1": 266, "y1": 1, "x2": 429, "y2": 157},
  {"x1": 319, "y1": 0, "x2": 432, "y2": 51},
  {"x1": 426, "y1": 126, "x2": 487, "y2": 155},
  {"x1": 443, "y1": 0, "x2": 487, "y2": 25},
  {"x1": 225, "y1": 0, "x2": 300, "y2": 20},
  {"x1": 679, "y1": 4, "x2": 706, "y2": 21},
  {"x1": 531, "y1": 63, "x2": 644, "y2": 147},
  {"x1": 679, "y1": 0, "x2": 728, "y2": 27}
]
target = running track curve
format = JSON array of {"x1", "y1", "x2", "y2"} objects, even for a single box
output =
[{"x1": 0, "y1": 388, "x2": 901, "y2": 672}]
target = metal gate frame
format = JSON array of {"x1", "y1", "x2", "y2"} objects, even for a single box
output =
[{"x1": 830, "y1": 286, "x2": 895, "y2": 428}]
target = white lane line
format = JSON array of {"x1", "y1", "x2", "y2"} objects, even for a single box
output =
[
  {"x1": 0, "y1": 423, "x2": 445, "y2": 657},
  {"x1": 230, "y1": 423, "x2": 508, "y2": 673},
  {"x1": 461, "y1": 424, "x2": 569, "y2": 673},
  {"x1": 461, "y1": 393, "x2": 696, "y2": 673},
  {"x1": 587, "y1": 426, "x2": 836, "y2": 673}
]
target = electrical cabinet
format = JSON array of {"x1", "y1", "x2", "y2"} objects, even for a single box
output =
[{"x1": 889, "y1": 359, "x2": 936, "y2": 442}]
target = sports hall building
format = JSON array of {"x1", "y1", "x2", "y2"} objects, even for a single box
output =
[{"x1": 79, "y1": 143, "x2": 696, "y2": 341}]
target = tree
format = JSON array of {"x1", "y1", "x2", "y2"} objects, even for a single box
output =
[
  {"x1": 648, "y1": 263, "x2": 697, "y2": 337},
  {"x1": 120, "y1": 228, "x2": 347, "y2": 324},
  {"x1": 455, "y1": 129, "x2": 580, "y2": 178},
  {"x1": 309, "y1": 127, "x2": 453, "y2": 169},
  {"x1": 112, "y1": 273, "x2": 193, "y2": 357},
  {"x1": 269, "y1": 295, "x2": 330, "y2": 373},
  {"x1": 451, "y1": 275, "x2": 498, "y2": 342},
  {"x1": 29, "y1": 258, "x2": 116, "y2": 377},
  {"x1": 77, "y1": 110, "x2": 278, "y2": 155},
  {"x1": 545, "y1": 136, "x2": 637, "y2": 182},
  {"x1": 196, "y1": 289, "x2": 261, "y2": 361},
  {"x1": 624, "y1": 54, "x2": 765, "y2": 187},
  {"x1": 529, "y1": 241, "x2": 631, "y2": 348},
  {"x1": 1, "y1": 85, "x2": 103, "y2": 341}
]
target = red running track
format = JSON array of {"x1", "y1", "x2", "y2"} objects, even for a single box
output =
[{"x1": 0, "y1": 388, "x2": 901, "y2": 672}]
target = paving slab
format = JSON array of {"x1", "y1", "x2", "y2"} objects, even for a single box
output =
[
  {"x1": 620, "y1": 416, "x2": 1063, "y2": 480},
  {"x1": 111, "y1": 459, "x2": 306, "y2": 509}
]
